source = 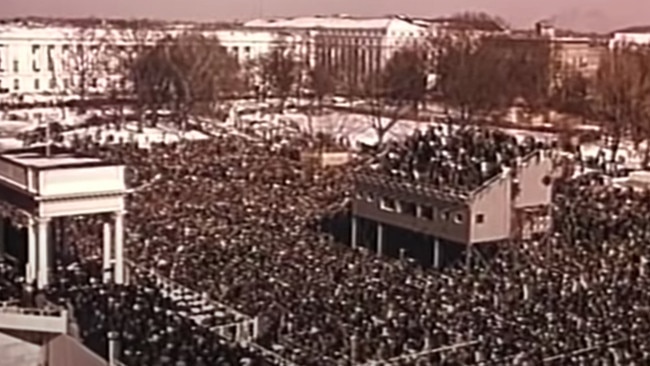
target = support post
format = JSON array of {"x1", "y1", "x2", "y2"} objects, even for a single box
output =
[
  {"x1": 432, "y1": 237, "x2": 440, "y2": 269},
  {"x1": 113, "y1": 211, "x2": 125, "y2": 284},
  {"x1": 351, "y1": 215, "x2": 358, "y2": 249},
  {"x1": 26, "y1": 215, "x2": 37, "y2": 284},
  {"x1": 0, "y1": 217, "x2": 4, "y2": 260},
  {"x1": 107, "y1": 331, "x2": 119, "y2": 366},
  {"x1": 103, "y1": 222, "x2": 113, "y2": 283},
  {"x1": 377, "y1": 223, "x2": 384, "y2": 256},
  {"x1": 37, "y1": 217, "x2": 50, "y2": 289}
]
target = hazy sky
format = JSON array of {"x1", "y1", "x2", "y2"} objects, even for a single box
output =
[{"x1": 3, "y1": 0, "x2": 647, "y2": 32}]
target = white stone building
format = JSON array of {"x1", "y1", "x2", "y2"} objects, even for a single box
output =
[
  {"x1": 244, "y1": 15, "x2": 430, "y2": 87},
  {"x1": 610, "y1": 26, "x2": 650, "y2": 47},
  {"x1": 0, "y1": 21, "x2": 301, "y2": 98}
]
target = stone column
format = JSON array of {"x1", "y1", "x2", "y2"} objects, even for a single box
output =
[
  {"x1": 432, "y1": 237, "x2": 441, "y2": 269},
  {"x1": 0, "y1": 217, "x2": 5, "y2": 260},
  {"x1": 113, "y1": 211, "x2": 125, "y2": 284},
  {"x1": 350, "y1": 216, "x2": 358, "y2": 249},
  {"x1": 26, "y1": 215, "x2": 37, "y2": 284},
  {"x1": 377, "y1": 223, "x2": 384, "y2": 256},
  {"x1": 37, "y1": 216, "x2": 50, "y2": 289},
  {"x1": 103, "y1": 222, "x2": 113, "y2": 283}
]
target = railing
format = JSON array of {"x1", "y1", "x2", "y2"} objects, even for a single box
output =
[
  {"x1": 212, "y1": 318, "x2": 259, "y2": 344},
  {"x1": 0, "y1": 304, "x2": 64, "y2": 317},
  {"x1": 125, "y1": 258, "x2": 250, "y2": 321},
  {"x1": 355, "y1": 173, "x2": 471, "y2": 203},
  {"x1": 0, "y1": 301, "x2": 68, "y2": 333},
  {"x1": 248, "y1": 343, "x2": 301, "y2": 366},
  {"x1": 358, "y1": 340, "x2": 480, "y2": 366},
  {"x1": 356, "y1": 149, "x2": 553, "y2": 206}
]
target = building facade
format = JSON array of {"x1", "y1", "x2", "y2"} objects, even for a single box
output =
[
  {"x1": 244, "y1": 15, "x2": 430, "y2": 90},
  {"x1": 0, "y1": 20, "x2": 303, "y2": 98},
  {"x1": 610, "y1": 26, "x2": 650, "y2": 47}
]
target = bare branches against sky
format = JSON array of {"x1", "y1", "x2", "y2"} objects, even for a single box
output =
[{"x1": 3, "y1": 0, "x2": 647, "y2": 32}]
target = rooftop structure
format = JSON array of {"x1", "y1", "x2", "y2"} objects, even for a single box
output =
[
  {"x1": 0, "y1": 144, "x2": 126, "y2": 288},
  {"x1": 352, "y1": 127, "x2": 556, "y2": 267}
]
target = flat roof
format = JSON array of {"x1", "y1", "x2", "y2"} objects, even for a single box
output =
[{"x1": 0, "y1": 145, "x2": 115, "y2": 170}]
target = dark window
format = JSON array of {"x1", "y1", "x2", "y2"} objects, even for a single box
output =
[
  {"x1": 441, "y1": 211, "x2": 450, "y2": 221},
  {"x1": 47, "y1": 45, "x2": 55, "y2": 71},
  {"x1": 381, "y1": 198, "x2": 397, "y2": 211},
  {"x1": 401, "y1": 201, "x2": 417, "y2": 216},
  {"x1": 13, "y1": 60, "x2": 19, "y2": 73},
  {"x1": 34, "y1": 78, "x2": 40, "y2": 90},
  {"x1": 476, "y1": 214, "x2": 485, "y2": 224},
  {"x1": 421, "y1": 206, "x2": 433, "y2": 220},
  {"x1": 454, "y1": 213, "x2": 463, "y2": 224},
  {"x1": 13, "y1": 78, "x2": 19, "y2": 91}
]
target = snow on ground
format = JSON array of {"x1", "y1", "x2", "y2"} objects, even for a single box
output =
[
  {"x1": 0, "y1": 120, "x2": 36, "y2": 136},
  {"x1": 60, "y1": 122, "x2": 210, "y2": 148},
  {"x1": 242, "y1": 110, "x2": 559, "y2": 147},
  {"x1": 0, "y1": 137, "x2": 25, "y2": 150}
]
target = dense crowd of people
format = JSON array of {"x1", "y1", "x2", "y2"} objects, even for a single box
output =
[
  {"x1": 371, "y1": 126, "x2": 549, "y2": 192},
  {"x1": 0, "y1": 123, "x2": 649, "y2": 365},
  {"x1": 44, "y1": 263, "x2": 272, "y2": 366}
]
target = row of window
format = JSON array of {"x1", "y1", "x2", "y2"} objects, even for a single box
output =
[
  {"x1": 0, "y1": 77, "x2": 106, "y2": 92},
  {"x1": 356, "y1": 192, "x2": 486, "y2": 225}
]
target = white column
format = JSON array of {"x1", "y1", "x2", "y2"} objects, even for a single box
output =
[
  {"x1": 377, "y1": 223, "x2": 384, "y2": 256},
  {"x1": 0, "y1": 217, "x2": 4, "y2": 259},
  {"x1": 37, "y1": 216, "x2": 50, "y2": 289},
  {"x1": 103, "y1": 222, "x2": 113, "y2": 283},
  {"x1": 26, "y1": 215, "x2": 37, "y2": 284},
  {"x1": 433, "y1": 237, "x2": 441, "y2": 269},
  {"x1": 113, "y1": 211, "x2": 125, "y2": 284},
  {"x1": 350, "y1": 216, "x2": 358, "y2": 249}
]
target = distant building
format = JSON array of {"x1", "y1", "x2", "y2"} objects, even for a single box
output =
[
  {"x1": 244, "y1": 15, "x2": 430, "y2": 88},
  {"x1": 244, "y1": 14, "x2": 507, "y2": 89},
  {"x1": 0, "y1": 20, "x2": 300, "y2": 98},
  {"x1": 610, "y1": 25, "x2": 650, "y2": 47},
  {"x1": 497, "y1": 22, "x2": 607, "y2": 85}
]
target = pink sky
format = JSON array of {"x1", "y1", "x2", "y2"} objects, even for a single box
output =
[{"x1": 3, "y1": 0, "x2": 647, "y2": 32}]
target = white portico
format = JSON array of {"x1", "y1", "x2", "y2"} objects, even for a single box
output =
[{"x1": 0, "y1": 145, "x2": 127, "y2": 288}]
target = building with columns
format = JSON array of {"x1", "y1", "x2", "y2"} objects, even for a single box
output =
[
  {"x1": 0, "y1": 20, "x2": 303, "y2": 98},
  {"x1": 0, "y1": 144, "x2": 127, "y2": 288},
  {"x1": 244, "y1": 15, "x2": 430, "y2": 87}
]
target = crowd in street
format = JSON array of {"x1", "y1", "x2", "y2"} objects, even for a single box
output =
[{"x1": 0, "y1": 126, "x2": 649, "y2": 365}]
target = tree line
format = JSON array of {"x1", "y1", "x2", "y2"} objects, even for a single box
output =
[{"x1": 59, "y1": 20, "x2": 650, "y2": 160}]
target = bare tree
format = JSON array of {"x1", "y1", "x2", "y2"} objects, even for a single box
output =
[
  {"x1": 448, "y1": 11, "x2": 510, "y2": 33},
  {"x1": 307, "y1": 62, "x2": 336, "y2": 112},
  {"x1": 106, "y1": 19, "x2": 161, "y2": 128},
  {"x1": 436, "y1": 36, "x2": 508, "y2": 123},
  {"x1": 260, "y1": 46, "x2": 299, "y2": 112},
  {"x1": 365, "y1": 46, "x2": 428, "y2": 146},
  {"x1": 550, "y1": 69, "x2": 591, "y2": 118},
  {"x1": 62, "y1": 19, "x2": 107, "y2": 107},
  {"x1": 131, "y1": 32, "x2": 241, "y2": 129},
  {"x1": 592, "y1": 47, "x2": 650, "y2": 163}
]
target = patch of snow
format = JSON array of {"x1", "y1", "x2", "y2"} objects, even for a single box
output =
[{"x1": 61, "y1": 122, "x2": 210, "y2": 148}]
